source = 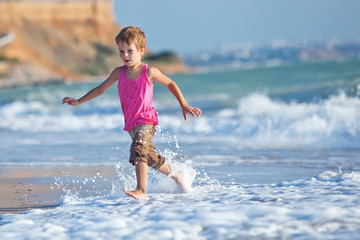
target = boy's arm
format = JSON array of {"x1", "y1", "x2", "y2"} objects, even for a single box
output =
[
  {"x1": 148, "y1": 66, "x2": 202, "y2": 120},
  {"x1": 62, "y1": 67, "x2": 121, "y2": 106}
]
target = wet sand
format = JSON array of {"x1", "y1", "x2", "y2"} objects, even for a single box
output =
[
  {"x1": 0, "y1": 177, "x2": 61, "y2": 215},
  {"x1": 0, "y1": 164, "x2": 324, "y2": 216},
  {"x1": 0, "y1": 166, "x2": 116, "y2": 216}
]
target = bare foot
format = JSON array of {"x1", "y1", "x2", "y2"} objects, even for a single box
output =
[
  {"x1": 123, "y1": 189, "x2": 149, "y2": 200},
  {"x1": 171, "y1": 170, "x2": 193, "y2": 193}
]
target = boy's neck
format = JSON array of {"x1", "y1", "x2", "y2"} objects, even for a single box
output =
[{"x1": 127, "y1": 63, "x2": 143, "y2": 72}]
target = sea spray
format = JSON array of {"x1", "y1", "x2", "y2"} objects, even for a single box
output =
[
  {"x1": 110, "y1": 162, "x2": 136, "y2": 196},
  {"x1": 52, "y1": 170, "x2": 112, "y2": 201},
  {"x1": 2, "y1": 91, "x2": 359, "y2": 150},
  {"x1": 109, "y1": 145, "x2": 221, "y2": 195},
  {"x1": 2, "y1": 170, "x2": 357, "y2": 239}
]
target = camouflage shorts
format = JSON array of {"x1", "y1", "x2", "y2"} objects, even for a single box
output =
[{"x1": 127, "y1": 124, "x2": 165, "y2": 170}]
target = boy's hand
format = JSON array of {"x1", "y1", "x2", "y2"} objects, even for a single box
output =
[
  {"x1": 182, "y1": 105, "x2": 202, "y2": 120},
  {"x1": 62, "y1": 97, "x2": 80, "y2": 106}
]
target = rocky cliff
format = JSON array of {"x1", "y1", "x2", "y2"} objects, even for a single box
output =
[
  {"x1": 0, "y1": 0, "x2": 186, "y2": 87},
  {"x1": 0, "y1": 0, "x2": 120, "y2": 82}
]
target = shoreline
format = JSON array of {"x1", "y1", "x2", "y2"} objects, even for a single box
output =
[
  {"x1": 0, "y1": 177, "x2": 62, "y2": 215},
  {"x1": 0, "y1": 166, "x2": 116, "y2": 216},
  {"x1": 0, "y1": 163, "x2": 325, "y2": 216}
]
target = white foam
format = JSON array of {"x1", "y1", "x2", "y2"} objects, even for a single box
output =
[
  {"x1": 156, "y1": 92, "x2": 360, "y2": 149},
  {"x1": 211, "y1": 92, "x2": 360, "y2": 149},
  {"x1": 1, "y1": 92, "x2": 360, "y2": 151},
  {"x1": 110, "y1": 152, "x2": 199, "y2": 195},
  {"x1": 1, "y1": 171, "x2": 360, "y2": 239}
]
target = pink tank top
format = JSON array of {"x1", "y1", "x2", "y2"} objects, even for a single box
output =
[{"x1": 118, "y1": 64, "x2": 158, "y2": 131}]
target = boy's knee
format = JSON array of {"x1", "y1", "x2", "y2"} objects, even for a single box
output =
[
  {"x1": 129, "y1": 147, "x2": 148, "y2": 166},
  {"x1": 129, "y1": 158, "x2": 147, "y2": 167},
  {"x1": 129, "y1": 149, "x2": 165, "y2": 170},
  {"x1": 147, "y1": 154, "x2": 165, "y2": 170}
]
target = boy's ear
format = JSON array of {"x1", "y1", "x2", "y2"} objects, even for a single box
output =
[{"x1": 140, "y1": 47, "x2": 146, "y2": 57}]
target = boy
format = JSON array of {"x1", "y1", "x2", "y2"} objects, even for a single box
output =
[{"x1": 62, "y1": 26, "x2": 201, "y2": 200}]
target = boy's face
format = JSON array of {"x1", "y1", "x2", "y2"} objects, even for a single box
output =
[{"x1": 117, "y1": 41, "x2": 145, "y2": 67}]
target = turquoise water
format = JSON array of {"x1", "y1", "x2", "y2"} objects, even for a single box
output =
[
  {"x1": 1, "y1": 58, "x2": 360, "y2": 170},
  {"x1": 1, "y1": 59, "x2": 360, "y2": 239}
]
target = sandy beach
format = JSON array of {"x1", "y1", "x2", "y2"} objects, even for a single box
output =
[{"x1": 0, "y1": 166, "x2": 116, "y2": 216}]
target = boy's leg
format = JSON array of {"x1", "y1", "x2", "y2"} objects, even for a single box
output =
[
  {"x1": 124, "y1": 125, "x2": 153, "y2": 200},
  {"x1": 157, "y1": 161, "x2": 192, "y2": 193},
  {"x1": 145, "y1": 126, "x2": 193, "y2": 192},
  {"x1": 157, "y1": 161, "x2": 172, "y2": 175},
  {"x1": 125, "y1": 124, "x2": 192, "y2": 198},
  {"x1": 123, "y1": 160, "x2": 149, "y2": 200}
]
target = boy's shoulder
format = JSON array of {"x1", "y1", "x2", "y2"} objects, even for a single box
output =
[
  {"x1": 146, "y1": 65, "x2": 162, "y2": 78},
  {"x1": 114, "y1": 66, "x2": 124, "y2": 74},
  {"x1": 108, "y1": 66, "x2": 122, "y2": 81}
]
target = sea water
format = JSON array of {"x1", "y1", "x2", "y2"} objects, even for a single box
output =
[{"x1": 1, "y1": 59, "x2": 360, "y2": 239}]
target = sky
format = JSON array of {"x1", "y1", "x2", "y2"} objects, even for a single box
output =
[{"x1": 114, "y1": 0, "x2": 360, "y2": 54}]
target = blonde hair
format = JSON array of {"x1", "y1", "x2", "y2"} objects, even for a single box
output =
[{"x1": 115, "y1": 26, "x2": 146, "y2": 51}]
